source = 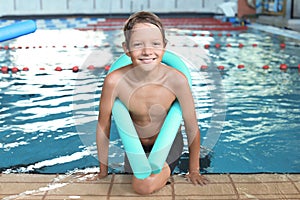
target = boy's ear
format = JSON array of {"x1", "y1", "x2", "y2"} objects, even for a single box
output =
[{"x1": 122, "y1": 42, "x2": 130, "y2": 56}]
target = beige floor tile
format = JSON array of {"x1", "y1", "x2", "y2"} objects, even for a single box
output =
[
  {"x1": 174, "y1": 195, "x2": 237, "y2": 200},
  {"x1": 173, "y1": 174, "x2": 231, "y2": 184},
  {"x1": 172, "y1": 175, "x2": 187, "y2": 183},
  {"x1": 294, "y1": 182, "x2": 300, "y2": 191},
  {"x1": 110, "y1": 184, "x2": 136, "y2": 197},
  {"x1": 0, "y1": 194, "x2": 44, "y2": 200},
  {"x1": 174, "y1": 183, "x2": 235, "y2": 196},
  {"x1": 47, "y1": 183, "x2": 110, "y2": 196},
  {"x1": 236, "y1": 182, "x2": 298, "y2": 196},
  {"x1": 0, "y1": 174, "x2": 56, "y2": 183},
  {"x1": 287, "y1": 174, "x2": 300, "y2": 182},
  {"x1": 113, "y1": 174, "x2": 132, "y2": 183},
  {"x1": 230, "y1": 174, "x2": 289, "y2": 183},
  {"x1": 44, "y1": 195, "x2": 107, "y2": 200},
  {"x1": 204, "y1": 174, "x2": 231, "y2": 183},
  {"x1": 0, "y1": 183, "x2": 47, "y2": 199},
  {"x1": 53, "y1": 173, "x2": 112, "y2": 184},
  {"x1": 0, "y1": 195, "x2": 43, "y2": 200},
  {"x1": 110, "y1": 183, "x2": 172, "y2": 196},
  {"x1": 110, "y1": 196, "x2": 173, "y2": 200},
  {"x1": 239, "y1": 193, "x2": 300, "y2": 199}
]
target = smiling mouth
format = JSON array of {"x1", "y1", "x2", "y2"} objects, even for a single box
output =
[{"x1": 139, "y1": 58, "x2": 156, "y2": 64}]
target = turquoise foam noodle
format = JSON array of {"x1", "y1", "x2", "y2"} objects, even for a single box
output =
[
  {"x1": 0, "y1": 20, "x2": 37, "y2": 42},
  {"x1": 112, "y1": 99, "x2": 152, "y2": 179},
  {"x1": 108, "y1": 50, "x2": 192, "y2": 179}
]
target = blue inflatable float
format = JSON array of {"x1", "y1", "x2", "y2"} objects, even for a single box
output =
[
  {"x1": 0, "y1": 20, "x2": 37, "y2": 42},
  {"x1": 108, "y1": 50, "x2": 192, "y2": 179}
]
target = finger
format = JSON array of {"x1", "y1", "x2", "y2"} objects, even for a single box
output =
[
  {"x1": 202, "y1": 176, "x2": 210, "y2": 184},
  {"x1": 190, "y1": 177, "x2": 198, "y2": 185},
  {"x1": 203, "y1": 178, "x2": 210, "y2": 184},
  {"x1": 200, "y1": 176, "x2": 209, "y2": 184},
  {"x1": 196, "y1": 178, "x2": 205, "y2": 186},
  {"x1": 191, "y1": 177, "x2": 199, "y2": 185},
  {"x1": 185, "y1": 174, "x2": 191, "y2": 182}
]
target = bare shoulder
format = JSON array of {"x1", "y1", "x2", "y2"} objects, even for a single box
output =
[
  {"x1": 161, "y1": 64, "x2": 189, "y2": 86},
  {"x1": 104, "y1": 64, "x2": 132, "y2": 86}
]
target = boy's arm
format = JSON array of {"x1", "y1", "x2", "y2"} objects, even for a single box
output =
[
  {"x1": 95, "y1": 73, "x2": 118, "y2": 178},
  {"x1": 188, "y1": 128, "x2": 200, "y2": 172},
  {"x1": 173, "y1": 72, "x2": 209, "y2": 185}
]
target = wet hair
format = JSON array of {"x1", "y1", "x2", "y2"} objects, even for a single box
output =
[{"x1": 123, "y1": 11, "x2": 167, "y2": 48}]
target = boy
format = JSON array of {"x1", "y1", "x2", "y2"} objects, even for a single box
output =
[{"x1": 95, "y1": 11, "x2": 208, "y2": 194}]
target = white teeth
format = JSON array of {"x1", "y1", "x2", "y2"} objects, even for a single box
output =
[
  {"x1": 140, "y1": 58, "x2": 155, "y2": 64},
  {"x1": 140, "y1": 58, "x2": 155, "y2": 61}
]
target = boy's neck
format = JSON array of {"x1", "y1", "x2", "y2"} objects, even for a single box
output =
[{"x1": 131, "y1": 63, "x2": 161, "y2": 82}]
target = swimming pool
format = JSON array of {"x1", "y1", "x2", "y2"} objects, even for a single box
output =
[{"x1": 0, "y1": 17, "x2": 299, "y2": 174}]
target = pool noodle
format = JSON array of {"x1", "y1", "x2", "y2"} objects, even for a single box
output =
[
  {"x1": 0, "y1": 20, "x2": 37, "y2": 42},
  {"x1": 108, "y1": 51, "x2": 192, "y2": 179},
  {"x1": 148, "y1": 51, "x2": 192, "y2": 174}
]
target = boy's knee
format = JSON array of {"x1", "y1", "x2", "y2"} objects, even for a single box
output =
[{"x1": 132, "y1": 178, "x2": 155, "y2": 195}]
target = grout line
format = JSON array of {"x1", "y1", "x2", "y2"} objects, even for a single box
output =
[
  {"x1": 41, "y1": 174, "x2": 57, "y2": 200},
  {"x1": 228, "y1": 174, "x2": 241, "y2": 200},
  {"x1": 170, "y1": 176, "x2": 175, "y2": 200},
  {"x1": 286, "y1": 174, "x2": 300, "y2": 194},
  {"x1": 106, "y1": 174, "x2": 115, "y2": 200}
]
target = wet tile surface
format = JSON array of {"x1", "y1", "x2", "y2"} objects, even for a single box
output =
[{"x1": 0, "y1": 173, "x2": 299, "y2": 199}]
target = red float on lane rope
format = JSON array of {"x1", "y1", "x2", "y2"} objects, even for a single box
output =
[
  {"x1": 280, "y1": 64, "x2": 288, "y2": 70},
  {"x1": 218, "y1": 65, "x2": 225, "y2": 70},
  {"x1": 215, "y1": 43, "x2": 221, "y2": 48},
  {"x1": 1, "y1": 66, "x2": 8, "y2": 73},
  {"x1": 262, "y1": 65, "x2": 270, "y2": 70},
  {"x1": 55, "y1": 66, "x2": 62, "y2": 71},
  {"x1": 72, "y1": 66, "x2": 79, "y2": 72},
  {"x1": 87, "y1": 65, "x2": 95, "y2": 70},
  {"x1": 200, "y1": 65, "x2": 208, "y2": 70},
  {"x1": 104, "y1": 65, "x2": 111, "y2": 71},
  {"x1": 204, "y1": 44, "x2": 210, "y2": 49},
  {"x1": 11, "y1": 67, "x2": 19, "y2": 73}
]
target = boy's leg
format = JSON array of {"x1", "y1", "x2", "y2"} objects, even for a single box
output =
[
  {"x1": 131, "y1": 131, "x2": 183, "y2": 194},
  {"x1": 132, "y1": 162, "x2": 171, "y2": 195},
  {"x1": 124, "y1": 130, "x2": 183, "y2": 173}
]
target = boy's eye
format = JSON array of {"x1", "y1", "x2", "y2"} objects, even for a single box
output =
[
  {"x1": 153, "y1": 42, "x2": 162, "y2": 47},
  {"x1": 132, "y1": 42, "x2": 143, "y2": 48}
]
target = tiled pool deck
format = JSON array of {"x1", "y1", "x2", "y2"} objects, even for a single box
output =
[{"x1": 0, "y1": 173, "x2": 299, "y2": 199}]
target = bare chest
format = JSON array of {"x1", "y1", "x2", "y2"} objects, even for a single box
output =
[{"x1": 119, "y1": 84, "x2": 176, "y2": 122}]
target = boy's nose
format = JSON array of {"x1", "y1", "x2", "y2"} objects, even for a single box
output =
[{"x1": 141, "y1": 46, "x2": 153, "y2": 55}]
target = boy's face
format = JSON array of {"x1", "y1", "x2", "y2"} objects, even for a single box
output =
[{"x1": 123, "y1": 23, "x2": 165, "y2": 71}]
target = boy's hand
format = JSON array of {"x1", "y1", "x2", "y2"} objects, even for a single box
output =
[{"x1": 185, "y1": 172, "x2": 209, "y2": 185}]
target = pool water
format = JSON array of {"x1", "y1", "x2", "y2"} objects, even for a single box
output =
[{"x1": 0, "y1": 18, "x2": 300, "y2": 174}]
